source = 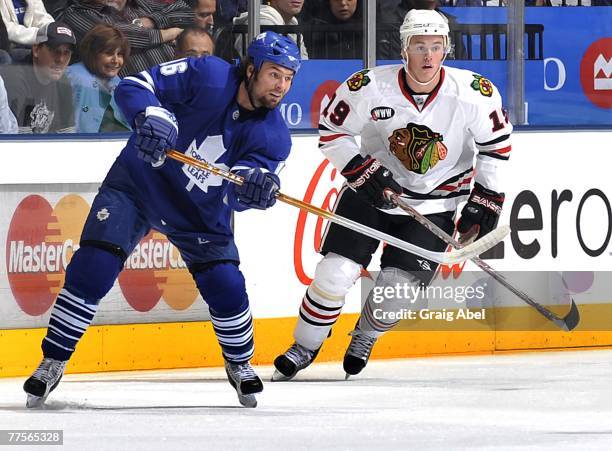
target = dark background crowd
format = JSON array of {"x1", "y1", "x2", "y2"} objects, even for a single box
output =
[{"x1": 0, "y1": 0, "x2": 608, "y2": 134}]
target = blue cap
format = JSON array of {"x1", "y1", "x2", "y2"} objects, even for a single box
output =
[{"x1": 247, "y1": 31, "x2": 301, "y2": 73}]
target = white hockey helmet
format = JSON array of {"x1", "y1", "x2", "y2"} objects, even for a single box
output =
[{"x1": 399, "y1": 9, "x2": 450, "y2": 52}]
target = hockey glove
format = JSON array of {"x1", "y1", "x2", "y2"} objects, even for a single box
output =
[
  {"x1": 134, "y1": 106, "x2": 178, "y2": 166},
  {"x1": 231, "y1": 168, "x2": 280, "y2": 210},
  {"x1": 457, "y1": 182, "x2": 505, "y2": 245},
  {"x1": 341, "y1": 155, "x2": 402, "y2": 209}
]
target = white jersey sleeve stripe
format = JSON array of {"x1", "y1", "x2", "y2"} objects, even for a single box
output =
[{"x1": 123, "y1": 76, "x2": 155, "y2": 94}]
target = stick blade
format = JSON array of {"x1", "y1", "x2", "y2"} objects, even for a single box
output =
[
  {"x1": 559, "y1": 298, "x2": 580, "y2": 332},
  {"x1": 444, "y1": 225, "x2": 511, "y2": 264}
]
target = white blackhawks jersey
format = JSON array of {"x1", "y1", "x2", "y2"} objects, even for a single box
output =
[{"x1": 319, "y1": 64, "x2": 513, "y2": 215}]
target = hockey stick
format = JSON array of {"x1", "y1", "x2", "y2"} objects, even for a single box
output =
[
  {"x1": 386, "y1": 191, "x2": 580, "y2": 331},
  {"x1": 166, "y1": 150, "x2": 508, "y2": 265}
]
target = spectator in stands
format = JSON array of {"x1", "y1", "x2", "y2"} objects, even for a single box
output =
[
  {"x1": 0, "y1": 0, "x2": 54, "y2": 47},
  {"x1": 535, "y1": 1, "x2": 610, "y2": 5},
  {"x1": 0, "y1": 13, "x2": 12, "y2": 63},
  {"x1": 450, "y1": 0, "x2": 483, "y2": 5},
  {"x1": 193, "y1": 0, "x2": 215, "y2": 31},
  {"x1": 0, "y1": 21, "x2": 75, "y2": 133},
  {"x1": 442, "y1": 1, "x2": 538, "y2": 4},
  {"x1": 58, "y1": 0, "x2": 194, "y2": 76},
  {"x1": 233, "y1": 0, "x2": 309, "y2": 59},
  {"x1": 215, "y1": 0, "x2": 247, "y2": 26},
  {"x1": 175, "y1": 26, "x2": 214, "y2": 58},
  {"x1": 41, "y1": 0, "x2": 69, "y2": 18},
  {"x1": 0, "y1": 74, "x2": 17, "y2": 133},
  {"x1": 377, "y1": 1, "x2": 465, "y2": 60},
  {"x1": 65, "y1": 24, "x2": 130, "y2": 133},
  {"x1": 308, "y1": 0, "x2": 363, "y2": 59}
]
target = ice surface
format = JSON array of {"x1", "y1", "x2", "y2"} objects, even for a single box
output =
[{"x1": 1, "y1": 350, "x2": 612, "y2": 450}]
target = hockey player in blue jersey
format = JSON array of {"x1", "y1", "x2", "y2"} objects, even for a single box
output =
[{"x1": 23, "y1": 31, "x2": 301, "y2": 409}]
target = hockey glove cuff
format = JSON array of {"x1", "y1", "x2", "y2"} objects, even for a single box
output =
[
  {"x1": 134, "y1": 106, "x2": 178, "y2": 166},
  {"x1": 457, "y1": 182, "x2": 504, "y2": 245},
  {"x1": 231, "y1": 168, "x2": 280, "y2": 210},
  {"x1": 341, "y1": 155, "x2": 402, "y2": 210}
]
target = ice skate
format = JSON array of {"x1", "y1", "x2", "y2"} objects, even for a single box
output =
[
  {"x1": 23, "y1": 357, "x2": 67, "y2": 408},
  {"x1": 224, "y1": 361, "x2": 263, "y2": 408},
  {"x1": 343, "y1": 328, "x2": 377, "y2": 379},
  {"x1": 272, "y1": 343, "x2": 319, "y2": 382}
]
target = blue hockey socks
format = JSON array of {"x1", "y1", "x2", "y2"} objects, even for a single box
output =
[
  {"x1": 194, "y1": 263, "x2": 254, "y2": 363},
  {"x1": 42, "y1": 245, "x2": 123, "y2": 361}
]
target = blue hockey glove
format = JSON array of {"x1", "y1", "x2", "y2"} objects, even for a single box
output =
[
  {"x1": 232, "y1": 168, "x2": 280, "y2": 210},
  {"x1": 134, "y1": 106, "x2": 178, "y2": 165},
  {"x1": 457, "y1": 182, "x2": 505, "y2": 245}
]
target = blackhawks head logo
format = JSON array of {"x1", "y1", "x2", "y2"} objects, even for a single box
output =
[
  {"x1": 388, "y1": 123, "x2": 448, "y2": 175},
  {"x1": 470, "y1": 74, "x2": 493, "y2": 97},
  {"x1": 347, "y1": 70, "x2": 371, "y2": 91}
]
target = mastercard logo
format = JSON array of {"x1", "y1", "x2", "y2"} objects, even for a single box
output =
[
  {"x1": 6, "y1": 194, "x2": 199, "y2": 316},
  {"x1": 118, "y1": 230, "x2": 198, "y2": 312}
]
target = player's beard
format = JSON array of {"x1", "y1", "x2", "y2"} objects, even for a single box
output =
[
  {"x1": 258, "y1": 94, "x2": 282, "y2": 109},
  {"x1": 247, "y1": 77, "x2": 283, "y2": 110}
]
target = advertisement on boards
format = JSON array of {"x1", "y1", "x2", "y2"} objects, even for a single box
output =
[{"x1": 0, "y1": 186, "x2": 208, "y2": 329}]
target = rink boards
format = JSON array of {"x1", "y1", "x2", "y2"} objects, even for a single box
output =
[{"x1": 1, "y1": 130, "x2": 612, "y2": 377}]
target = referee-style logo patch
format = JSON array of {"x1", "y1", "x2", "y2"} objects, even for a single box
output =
[{"x1": 370, "y1": 107, "x2": 395, "y2": 121}]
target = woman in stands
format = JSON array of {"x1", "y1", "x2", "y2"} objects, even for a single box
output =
[{"x1": 66, "y1": 24, "x2": 130, "y2": 133}]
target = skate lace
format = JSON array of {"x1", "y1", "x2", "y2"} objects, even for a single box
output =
[
  {"x1": 285, "y1": 343, "x2": 315, "y2": 366},
  {"x1": 347, "y1": 331, "x2": 376, "y2": 360},
  {"x1": 230, "y1": 362, "x2": 257, "y2": 381},
  {"x1": 32, "y1": 358, "x2": 66, "y2": 384}
]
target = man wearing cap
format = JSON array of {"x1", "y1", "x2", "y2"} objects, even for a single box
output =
[{"x1": 0, "y1": 21, "x2": 76, "y2": 133}]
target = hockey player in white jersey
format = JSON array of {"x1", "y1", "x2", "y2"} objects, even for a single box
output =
[{"x1": 273, "y1": 9, "x2": 512, "y2": 380}]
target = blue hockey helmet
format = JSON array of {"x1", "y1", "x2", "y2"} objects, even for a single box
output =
[{"x1": 247, "y1": 31, "x2": 301, "y2": 74}]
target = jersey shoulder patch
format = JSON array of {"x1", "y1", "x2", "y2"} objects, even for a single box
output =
[
  {"x1": 346, "y1": 69, "x2": 372, "y2": 92},
  {"x1": 445, "y1": 66, "x2": 497, "y2": 101},
  {"x1": 469, "y1": 73, "x2": 494, "y2": 97}
]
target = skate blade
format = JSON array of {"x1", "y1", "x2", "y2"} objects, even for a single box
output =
[
  {"x1": 344, "y1": 373, "x2": 351, "y2": 380},
  {"x1": 271, "y1": 369, "x2": 294, "y2": 382},
  {"x1": 26, "y1": 394, "x2": 46, "y2": 409},
  {"x1": 237, "y1": 393, "x2": 257, "y2": 408}
]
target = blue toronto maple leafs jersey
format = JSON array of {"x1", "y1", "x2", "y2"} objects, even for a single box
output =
[{"x1": 111, "y1": 56, "x2": 292, "y2": 239}]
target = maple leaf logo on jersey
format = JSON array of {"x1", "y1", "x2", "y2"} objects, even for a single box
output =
[
  {"x1": 346, "y1": 70, "x2": 371, "y2": 91},
  {"x1": 388, "y1": 123, "x2": 448, "y2": 175},
  {"x1": 182, "y1": 135, "x2": 229, "y2": 192},
  {"x1": 470, "y1": 74, "x2": 493, "y2": 97}
]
